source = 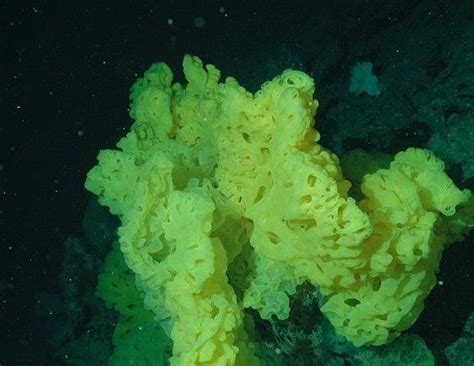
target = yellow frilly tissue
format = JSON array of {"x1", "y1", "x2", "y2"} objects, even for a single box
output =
[{"x1": 85, "y1": 55, "x2": 472, "y2": 364}]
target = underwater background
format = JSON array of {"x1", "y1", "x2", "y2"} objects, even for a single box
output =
[{"x1": 1, "y1": 1, "x2": 473, "y2": 365}]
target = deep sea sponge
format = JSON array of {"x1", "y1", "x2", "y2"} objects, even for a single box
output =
[{"x1": 85, "y1": 55, "x2": 472, "y2": 365}]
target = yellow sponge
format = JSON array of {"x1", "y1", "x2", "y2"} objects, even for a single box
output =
[
  {"x1": 86, "y1": 55, "x2": 472, "y2": 364},
  {"x1": 320, "y1": 148, "x2": 471, "y2": 345}
]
